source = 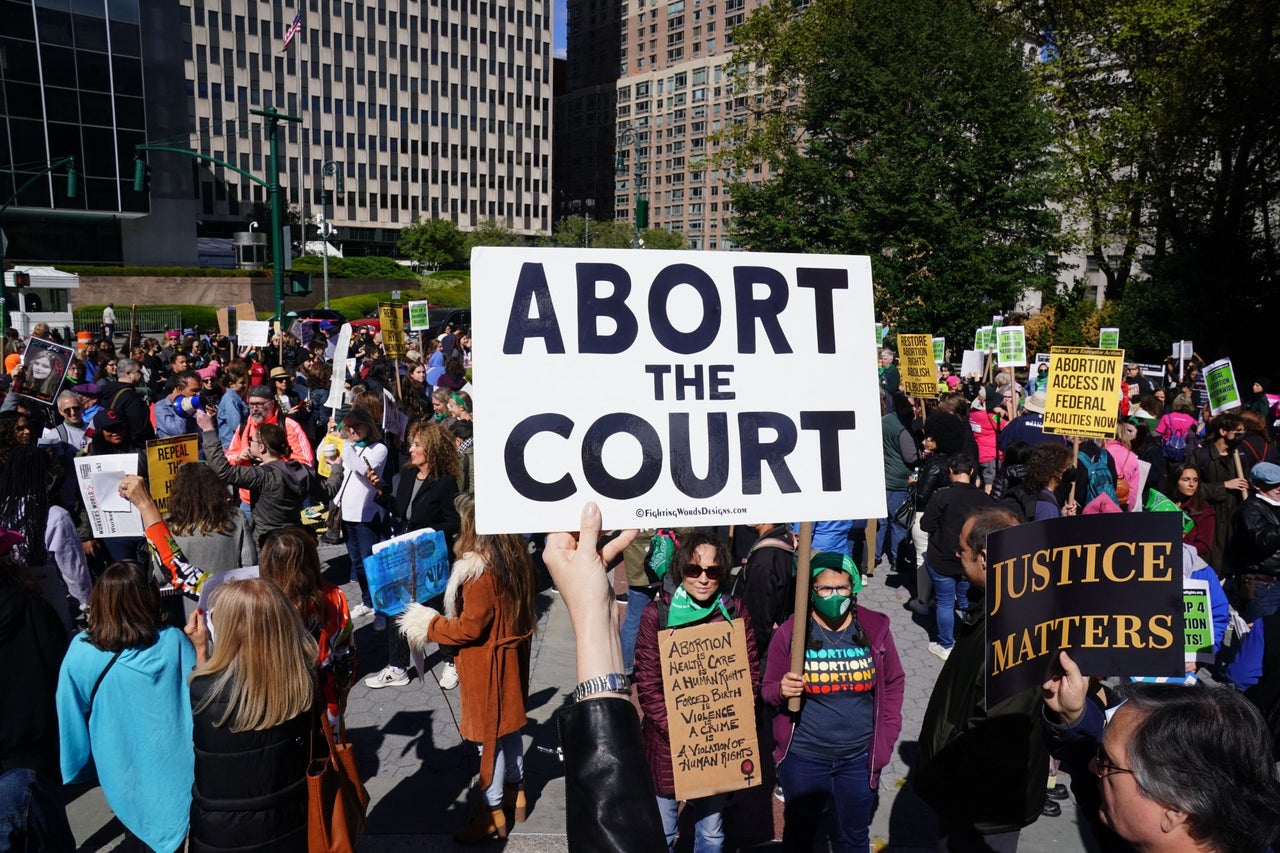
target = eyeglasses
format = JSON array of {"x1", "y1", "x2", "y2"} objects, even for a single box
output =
[
  {"x1": 813, "y1": 585, "x2": 852, "y2": 598},
  {"x1": 1089, "y1": 743, "x2": 1133, "y2": 778},
  {"x1": 60, "y1": 406, "x2": 82, "y2": 415},
  {"x1": 682, "y1": 564, "x2": 723, "y2": 581}
]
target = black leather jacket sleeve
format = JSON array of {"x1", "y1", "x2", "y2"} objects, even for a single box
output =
[
  {"x1": 558, "y1": 698, "x2": 666, "y2": 853},
  {"x1": 915, "y1": 453, "x2": 950, "y2": 507}
]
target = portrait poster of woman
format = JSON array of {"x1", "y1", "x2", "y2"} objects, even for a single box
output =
[{"x1": 20, "y1": 337, "x2": 74, "y2": 405}]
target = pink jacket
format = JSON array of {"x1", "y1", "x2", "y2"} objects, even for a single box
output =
[{"x1": 1104, "y1": 440, "x2": 1142, "y2": 511}]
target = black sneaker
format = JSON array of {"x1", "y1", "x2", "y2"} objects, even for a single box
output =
[
  {"x1": 1041, "y1": 799, "x2": 1062, "y2": 817},
  {"x1": 1047, "y1": 783, "x2": 1069, "y2": 801}
]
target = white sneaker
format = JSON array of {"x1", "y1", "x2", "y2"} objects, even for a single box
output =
[
  {"x1": 364, "y1": 666, "x2": 409, "y2": 688},
  {"x1": 928, "y1": 642, "x2": 952, "y2": 661},
  {"x1": 350, "y1": 604, "x2": 374, "y2": 620},
  {"x1": 438, "y1": 661, "x2": 459, "y2": 689}
]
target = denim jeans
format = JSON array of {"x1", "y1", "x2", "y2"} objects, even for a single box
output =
[
  {"x1": 0, "y1": 768, "x2": 76, "y2": 853},
  {"x1": 620, "y1": 585, "x2": 658, "y2": 674},
  {"x1": 655, "y1": 793, "x2": 726, "y2": 853},
  {"x1": 344, "y1": 516, "x2": 386, "y2": 609},
  {"x1": 877, "y1": 489, "x2": 910, "y2": 564},
  {"x1": 927, "y1": 564, "x2": 969, "y2": 649},
  {"x1": 1240, "y1": 577, "x2": 1280, "y2": 623},
  {"x1": 479, "y1": 731, "x2": 524, "y2": 807},
  {"x1": 777, "y1": 748, "x2": 875, "y2": 852}
]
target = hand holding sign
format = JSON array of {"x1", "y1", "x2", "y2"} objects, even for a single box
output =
[{"x1": 1041, "y1": 650, "x2": 1089, "y2": 725}]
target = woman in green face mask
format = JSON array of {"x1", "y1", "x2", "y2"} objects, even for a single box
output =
[
  {"x1": 762, "y1": 551, "x2": 906, "y2": 852},
  {"x1": 633, "y1": 532, "x2": 762, "y2": 853}
]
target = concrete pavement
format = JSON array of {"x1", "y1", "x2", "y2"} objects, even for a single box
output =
[{"x1": 65, "y1": 544, "x2": 1100, "y2": 852}]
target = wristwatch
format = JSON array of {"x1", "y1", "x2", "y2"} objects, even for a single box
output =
[{"x1": 573, "y1": 672, "x2": 631, "y2": 702}]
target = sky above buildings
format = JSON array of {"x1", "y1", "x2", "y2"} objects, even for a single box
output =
[{"x1": 555, "y1": 0, "x2": 567, "y2": 56}]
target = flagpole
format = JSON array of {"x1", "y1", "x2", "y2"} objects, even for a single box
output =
[{"x1": 296, "y1": 8, "x2": 307, "y2": 262}]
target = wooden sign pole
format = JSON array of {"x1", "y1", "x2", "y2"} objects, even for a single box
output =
[{"x1": 787, "y1": 521, "x2": 814, "y2": 713}]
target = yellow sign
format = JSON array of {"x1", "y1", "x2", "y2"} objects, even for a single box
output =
[
  {"x1": 145, "y1": 435, "x2": 200, "y2": 515},
  {"x1": 378, "y1": 303, "x2": 406, "y2": 359},
  {"x1": 1042, "y1": 346, "x2": 1126, "y2": 439},
  {"x1": 898, "y1": 333, "x2": 938, "y2": 398}
]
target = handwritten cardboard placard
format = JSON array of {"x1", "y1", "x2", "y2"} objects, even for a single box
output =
[
  {"x1": 145, "y1": 435, "x2": 199, "y2": 515},
  {"x1": 898, "y1": 333, "x2": 938, "y2": 398},
  {"x1": 660, "y1": 618, "x2": 761, "y2": 800}
]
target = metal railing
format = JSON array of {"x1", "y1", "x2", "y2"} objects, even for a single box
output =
[{"x1": 73, "y1": 307, "x2": 184, "y2": 336}]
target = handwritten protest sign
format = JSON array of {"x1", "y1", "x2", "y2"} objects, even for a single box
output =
[
  {"x1": 660, "y1": 619, "x2": 761, "y2": 799},
  {"x1": 932, "y1": 337, "x2": 946, "y2": 364},
  {"x1": 984, "y1": 513, "x2": 1182, "y2": 707},
  {"x1": 408, "y1": 300, "x2": 431, "y2": 331},
  {"x1": 1183, "y1": 578, "x2": 1213, "y2": 665},
  {"x1": 1203, "y1": 358, "x2": 1240, "y2": 415},
  {"x1": 76, "y1": 455, "x2": 143, "y2": 538},
  {"x1": 1042, "y1": 346, "x2": 1125, "y2": 440},
  {"x1": 366, "y1": 528, "x2": 450, "y2": 616},
  {"x1": 1099, "y1": 327, "x2": 1120, "y2": 349},
  {"x1": 146, "y1": 435, "x2": 199, "y2": 515},
  {"x1": 898, "y1": 333, "x2": 938, "y2": 398},
  {"x1": 996, "y1": 326, "x2": 1026, "y2": 368},
  {"x1": 471, "y1": 248, "x2": 886, "y2": 533}
]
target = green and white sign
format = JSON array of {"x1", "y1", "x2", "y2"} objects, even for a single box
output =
[
  {"x1": 876, "y1": 323, "x2": 888, "y2": 346},
  {"x1": 975, "y1": 325, "x2": 993, "y2": 353},
  {"x1": 1183, "y1": 578, "x2": 1213, "y2": 665},
  {"x1": 1099, "y1": 327, "x2": 1120, "y2": 349},
  {"x1": 933, "y1": 337, "x2": 946, "y2": 364},
  {"x1": 408, "y1": 300, "x2": 431, "y2": 331},
  {"x1": 1204, "y1": 358, "x2": 1240, "y2": 415},
  {"x1": 996, "y1": 326, "x2": 1026, "y2": 368}
]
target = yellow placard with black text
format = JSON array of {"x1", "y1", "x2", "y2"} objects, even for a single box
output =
[
  {"x1": 146, "y1": 435, "x2": 200, "y2": 515},
  {"x1": 898, "y1": 333, "x2": 938, "y2": 398},
  {"x1": 378, "y1": 303, "x2": 406, "y2": 359},
  {"x1": 1042, "y1": 346, "x2": 1125, "y2": 439}
]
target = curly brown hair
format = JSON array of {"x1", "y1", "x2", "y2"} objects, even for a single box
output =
[
  {"x1": 452, "y1": 492, "x2": 536, "y2": 638},
  {"x1": 166, "y1": 462, "x2": 238, "y2": 536},
  {"x1": 405, "y1": 420, "x2": 459, "y2": 481},
  {"x1": 1024, "y1": 443, "x2": 1073, "y2": 494}
]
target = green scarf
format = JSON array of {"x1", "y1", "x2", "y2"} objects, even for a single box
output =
[{"x1": 666, "y1": 585, "x2": 730, "y2": 628}]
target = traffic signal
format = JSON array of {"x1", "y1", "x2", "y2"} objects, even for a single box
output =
[
  {"x1": 13, "y1": 272, "x2": 30, "y2": 288},
  {"x1": 132, "y1": 158, "x2": 150, "y2": 192},
  {"x1": 635, "y1": 198, "x2": 649, "y2": 230},
  {"x1": 289, "y1": 271, "x2": 312, "y2": 295}
]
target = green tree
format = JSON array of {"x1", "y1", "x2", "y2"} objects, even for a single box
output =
[
  {"x1": 463, "y1": 220, "x2": 527, "y2": 259},
  {"x1": 397, "y1": 218, "x2": 465, "y2": 270},
  {"x1": 639, "y1": 228, "x2": 687, "y2": 250},
  {"x1": 723, "y1": 0, "x2": 1062, "y2": 349},
  {"x1": 550, "y1": 215, "x2": 635, "y2": 248}
]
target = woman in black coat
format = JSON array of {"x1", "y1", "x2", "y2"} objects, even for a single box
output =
[{"x1": 906, "y1": 412, "x2": 968, "y2": 614}]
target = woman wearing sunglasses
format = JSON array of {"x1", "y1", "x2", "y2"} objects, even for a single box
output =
[
  {"x1": 762, "y1": 551, "x2": 905, "y2": 852},
  {"x1": 633, "y1": 532, "x2": 761, "y2": 853}
]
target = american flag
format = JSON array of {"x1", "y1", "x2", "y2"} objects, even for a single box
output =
[{"x1": 281, "y1": 11, "x2": 302, "y2": 52}]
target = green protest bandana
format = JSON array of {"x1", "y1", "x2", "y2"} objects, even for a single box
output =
[{"x1": 666, "y1": 585, "x2": 729, "y2": 628}]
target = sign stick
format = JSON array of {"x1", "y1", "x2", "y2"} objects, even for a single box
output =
[
  {"x1": 1233, "y1": 450, "x2": 1248, "y2": 497},
  {"x1": 864, "y1": 519, "x2": 878, "y2": 577},
  {"x1": 393, "y1": 359, "x2": 403, "y2": 407},
  {"x1": 788, "y1": 522, "x2": 813, "y2": 714}
]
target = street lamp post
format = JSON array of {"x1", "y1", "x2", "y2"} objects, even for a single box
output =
[
  {"x1": 616, "y1": 124, "x2": 646, "y2": 249},
  {"x1": 314, "y1": 214, "x2": 335, "y2": 310},
  {"x1": 318, "y1": 160, "x2": 344, "y2": 309}
]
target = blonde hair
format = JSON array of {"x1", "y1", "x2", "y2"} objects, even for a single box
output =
[{"x1": 191, "y1": 578, "x2": 317, "y2": 732}]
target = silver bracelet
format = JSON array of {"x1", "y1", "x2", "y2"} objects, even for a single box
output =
[{"x1": 573, "y1": 672, "x2": 631, "y2": 702}]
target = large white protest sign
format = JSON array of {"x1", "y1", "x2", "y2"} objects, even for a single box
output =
[
  {"x1": 237, "y1": 320, "x2": 270, "y2": 347},
  {"x1": 76, "y1": 455, "x2": 143, "y2": 538},
  {"x1": 323, "y1": 323, "x2": 352, "y2": 410},
  {"x1": 472, "y1": 248, "x2": 887, "y2": 534}
]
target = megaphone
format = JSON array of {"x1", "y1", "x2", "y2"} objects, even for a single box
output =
[{"x1": 175, "y1": 395, "x2": 203, "y2": 416}]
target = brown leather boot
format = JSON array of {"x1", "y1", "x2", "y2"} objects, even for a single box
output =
[
  {"x1": 453, "y1": 805, "x2": 508, "y2": 843},
  {"x1": 503, "y1": 783, "x2": 528, "y2": 822}
]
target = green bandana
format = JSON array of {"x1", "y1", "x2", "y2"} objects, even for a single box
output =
[{"x1": 666, "y1": 585, "x2": 729, "y2": 628}]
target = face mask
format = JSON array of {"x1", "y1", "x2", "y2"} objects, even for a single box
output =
[
  {"x1": 352, "y1": 438, "x2": 370, "y2": 448},
  {"x1": 812, "y1": 591, "x2": 852, "y2": 621}
]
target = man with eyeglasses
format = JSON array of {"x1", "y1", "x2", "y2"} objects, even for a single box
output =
[
  {"x1": 39, "y1": 390, "x2": 89, "y2": 452},
  {"x1": 1043, "y1": 655, "x2": 1280, "y2": 853},
  {"x1": 96, "y1": 357, "x2": 155, "y2": 444}
]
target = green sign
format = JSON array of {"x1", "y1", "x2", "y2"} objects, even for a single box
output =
[
  {"x1": 1203, "y1": 358, "x2": 1240, "y2": 415},
  {"x1": 932, "y1": 337, "x2": 945, "y2": 364},
  {"x1": 876, "y1": 323, "x2": 889, "y2": 346},
  {"x1": 996, "y1": 326, "x2": 1026, "y2": 368},
  {"x1": 1099, "y1": 327, "x2": 1120, "y2": 349},
  {"x1": 408, "y1": 300, "x2": 431, "y2": 331},
  {"x1": 1183, "y1": 579, "x2": 1212, "y2": 665},
  {"x1": 975, "y1": 325, "x2": 994, "y2": 353}
]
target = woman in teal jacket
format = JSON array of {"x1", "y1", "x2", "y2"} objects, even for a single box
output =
[{"x1": 56, "y1": 560, "x2": 198, "y2": 853}]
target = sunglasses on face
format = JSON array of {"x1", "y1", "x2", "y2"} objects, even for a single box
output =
[{"x1": 682, "y1": 564, "x2": 723, "y2": 580}]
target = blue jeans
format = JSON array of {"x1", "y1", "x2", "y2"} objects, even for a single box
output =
[
  {"x1": 344, "y1": 516, "x2": 385, "y2": 608},
  {"x1": 1240, "y1": 577, "x2": 1280, "y2": 624},
  {"x1": 877, "y1": 489, "x2": 910, "y2": 564},
  {"x1": 927, "y1": 563, "x2": 969, "y2": 649},
  {"x1": 480, "y1": 731, "x2": 524, "y2": 807},
  {"x1": 655, "y1": 793, "x2": 725, "y2": 853},
  {"x1": 621, "y1": 585, "x2": 657, "y2": 674},
  {"x1": 0, "y1": 768, "x2": 76, "y2": 853},
  {"x1": 778, "y1": 748, "x2": 875, "y2": 852}
]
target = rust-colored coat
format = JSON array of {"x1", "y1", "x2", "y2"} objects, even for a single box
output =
[{"x1": 399, "y1": 553, "x2": 531, "y2": 789}]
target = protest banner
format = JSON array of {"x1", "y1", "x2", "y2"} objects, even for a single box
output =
[
  {"x1": 18, "y1": 337, "x2": 74, "y2": 405},
  {"x1": 471, "y1": 248, "x2": 886, "y2": 533},
  {"x1": 323, "y1": 323, "x2": 353, "y2": 409},
  {"x1": 379, "y1": 302, "x2": 407, "y2": 358},
  {"x1": 984, "y1": 513, "x2": 1182, "y2": 707},
  {"x1": 898, "y1": 333, "x2": 938, "y2": 398},
  {"x1": 365, "y1": 528, "x2": 450, "y2": 616},
  {"x1": 1203, "y1": 358, "x2": 1240, "y2": 415},
  {"x1": 960, "y1": 349, "x2": 985, "y2": 378},
  {"x1": 145, "y1": 435, "x2": 199, "y2": 515},
  {"x1": 1183, "y1": 578, "x2": 1213, "y2": 666},
  {"x1": 995, "y1": 326, "x2": 1026, "y2": 368},
  {"x1": 1042, "y1": 346, "x2": 1125, "y2": 440},
  {"x1": 973, "y1": 326, "x2": 992, "y2": 353},
  {"x1": 75, "y1": 455, "x2": 143, "y2": 538},
  {"x1": 932, "y1": 337, "x2": 946, "y2": 364},
  {"x1": 408, "y1": 300, "x2": 431, "y2": 331},
  {"x1": 237, "y1": 320, "x2": 270, "y2": 348},
  {"x1": 660, "y1": 619, "x2": 761, "y2": 800},
  {"x1": 1099, "y1": 327, "x2": 1120, "y2": 349}
]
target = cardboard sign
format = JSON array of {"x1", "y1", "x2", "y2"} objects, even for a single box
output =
[
  {"x1": 471, "y1": 248, "x2": 886, "y2": 534},
  {"x1": 238, "y1": 320, "x2": 270, "y2": 348},
  {"x1": 75, "y1": 455, "x2": 143, "y2": 538},
  {"x1": 960, "y1": 349, "x2": 985, "y2": 378},
  {"x1": 932, "y1": 337, "x2": 946, "y2": 364},
  {"x1": 1042, "y1": 346, "x2": 1125, "y2": 440},
  {"x1": 18, "y1": 337, "x2": 74, "y2": 405},
  {"x1": 660, "y1": 618, "x2": 761, "y2": 800},
  {"x1": 1203, "y1": 358, "x2": 1240, "y2": 415},
  {"x1": 899, "y1": 333, "x2": 938, "y2": 398},
  {"x1": 984, "y1": 513, "x2": 1182, "y2": 707},
  {"x1": 1183, "y1": 578, "x2": 1213, "y2": 665},
  {"x1": 1098, "y1": 327, "x2": 1120, "y2": 350},
  {"x1": 408, "y1": 300, "x2": 431, "y2": 331},
  {"x1": 379, "y1": 302, "x2": 407, "y2": 358},
  {"x1": 996, "y1": 326, "x2": 1026, "y2": 368},
  {"x1": 145, "y1": 435, "x2": 199, "y2": 515}
]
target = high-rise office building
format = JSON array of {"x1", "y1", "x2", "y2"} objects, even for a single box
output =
[{"x1": 557, "y1": 0, "x2": 767, "y2": 249}]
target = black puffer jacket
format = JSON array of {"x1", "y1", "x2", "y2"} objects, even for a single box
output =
[
  {"x1": 188, "y1": 676, "x2": 310, "y2": 853},
  {"x1": 1225, "y1": 496, "x2": 1280, "y2": 579}
]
